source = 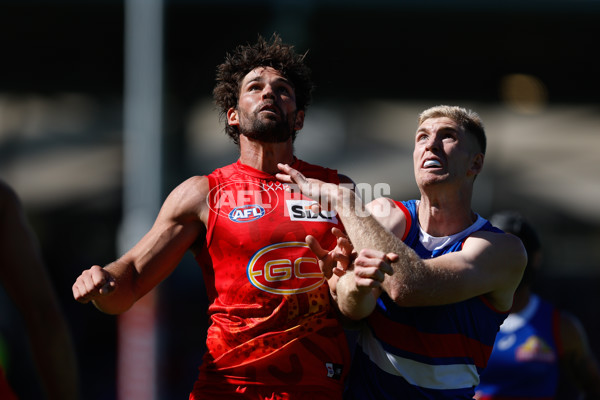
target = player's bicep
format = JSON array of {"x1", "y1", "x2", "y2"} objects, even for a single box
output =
[
  {"x1": 418, "y1": 233, "x2": 524, "y2": 306},
  {"x1": 418, "y1": 250, "x2": 487, "y2": 305},
  {"x1": 119, "y1": 177, "x2": 208, "y2": 295},
  {"x1": 464, "y1": 232, "x2": 525, "y2": 285},
  {"x1": 455, "y1": 232, "x2": 526, "y2": 308}
]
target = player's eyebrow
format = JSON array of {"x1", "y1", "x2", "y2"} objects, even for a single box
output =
[{"x1": 244, "y1": 74, "x2": 294, "y2": 88}]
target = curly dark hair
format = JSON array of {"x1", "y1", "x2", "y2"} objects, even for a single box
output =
[{"x1": 213, "y1": 33, "x2": 314, "y2": 144}]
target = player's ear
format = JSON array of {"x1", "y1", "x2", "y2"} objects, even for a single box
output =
[
  {"x1": 469, "y1": 153, "x2": 484, "y2": 176},
  {"x1": 227, "y1": 107, "x2": 239, "y2": 126},
  {"x1": 294, "y1": 110, "x2": 305, "y2": 131}
]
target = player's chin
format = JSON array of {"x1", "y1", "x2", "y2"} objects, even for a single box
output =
[{"x1": 417, "y1": 173, "x2": 448, "y2": 186}]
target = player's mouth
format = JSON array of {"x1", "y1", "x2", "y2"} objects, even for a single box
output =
[
  {"x1": 259, "y1": 103, "x2": 280, "y2": 116},
  {"x1": 423, "y1": 158, "x2": 442, "y2": 169}
]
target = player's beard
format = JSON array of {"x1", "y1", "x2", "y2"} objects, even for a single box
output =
[{"x1": 238, "y1": 109, "x2": 297, "y2": 143}]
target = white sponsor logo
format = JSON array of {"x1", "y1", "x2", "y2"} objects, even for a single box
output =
[{"x1": 285, "y1": 199, "x2": 338, "y2": 223}]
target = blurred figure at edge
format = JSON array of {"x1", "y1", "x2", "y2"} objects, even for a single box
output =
[
  {"x1": 0, "y1": 180, "x2": 79, "y2": 400},
  {"x1": 475, "y1": 210, "x2": 600, "y2": 399}
]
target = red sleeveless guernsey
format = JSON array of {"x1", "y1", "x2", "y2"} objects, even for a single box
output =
[{"x1": 191, "y1": 159, "x2": 350, "y2": 397}]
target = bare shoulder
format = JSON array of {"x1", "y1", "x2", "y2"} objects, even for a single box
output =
[
  {"x1": 162, "y1": 176, "x2": 211, "y2": 223},
  {"x1": 366, "y1": 197, "x2": 407, "y2": 238},
  {"x1": 365, "y1": 196, "x2": 398, "y2": 214},
  {"x1": 469, "y1": 230, "x2": 526, "y2": 257},
  {"x1": 172, "y1": 175, "x2": 210, "y2": 198},
  {"x1": 465, "y1": 230, "x2": 527, "y2": 277}
]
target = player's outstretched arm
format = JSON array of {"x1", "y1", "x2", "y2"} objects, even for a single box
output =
[{"x1": 72, "y1": 176, "x2": 208, "y2": 315}]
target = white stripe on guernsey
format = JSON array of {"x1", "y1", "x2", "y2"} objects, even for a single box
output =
[
  {"x1": 418, "y1": 212, "x2": 488, "y2": 253},
  {"x1": 359, "y1": 324, "x2": 480, "y2": 390}
]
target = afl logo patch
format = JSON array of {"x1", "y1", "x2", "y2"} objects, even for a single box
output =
[
  {"x1": 207, "y1": 180, "x2": 278, "y2": 219},
  {"x1": 229, "y1": 204, "x2": 265, "y2": 223},
  {"x1": 247, "y1": 242, "x2": 325, "y2": 295}
]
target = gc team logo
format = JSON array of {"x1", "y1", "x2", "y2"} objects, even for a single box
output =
[{"x1": 247, "y1": 242, "x2": 325, "y2": 295}]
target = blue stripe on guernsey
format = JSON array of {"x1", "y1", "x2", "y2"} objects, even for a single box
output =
[
  {"x1": 368, "y1": 299, "x2": 495, "y2": 378},
  {"x1": 376, "y1": 294, "x2": 502, "y2": 346}
]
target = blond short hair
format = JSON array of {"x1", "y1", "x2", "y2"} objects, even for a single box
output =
[{"x1": 418, "y1": 105, "x2": 486, "y2": 154}]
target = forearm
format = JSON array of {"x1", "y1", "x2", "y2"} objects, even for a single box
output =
[
  {"x1": 91, "y1": 261, "x2": 138, "y2": 315},
  {"x1": 333, "y1": 189, "x2": 425, "y2": 304},
  {"x1": 336, "y1": 271, "x2": 377, "y2": 320}
]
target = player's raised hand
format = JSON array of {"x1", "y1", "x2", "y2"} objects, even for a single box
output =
[
  {"x1": 276, "y1": 163, "x2": 340, "y2": 210},
  {"x1": 353, "y1": 248, "x2": 397, "y2": 290},
  {"x1": 72, "y1": 265, "x2": 116, "y2": 304},
  {"x1": 306, "y1": 227, "x2": 355, "y2": 279}
]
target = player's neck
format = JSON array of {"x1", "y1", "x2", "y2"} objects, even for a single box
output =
[
  {"x1": 417, "y1": 194, "x2": 476, "y2": 237},
  {"x1": 239, "y1": 136, "x2": 295, "y2": 175}
]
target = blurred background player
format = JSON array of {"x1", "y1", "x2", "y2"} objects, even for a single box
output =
[
  {"x1": 0, "y1": 180, "x2": 79, "y2": 400},
  {"x1": 475, "y1": 210, "x2": 600, "y2": 399}
]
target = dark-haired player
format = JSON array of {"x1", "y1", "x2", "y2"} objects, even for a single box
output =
[{"x1": 72, "y1": 34, "x2": 353, "y2": 399}]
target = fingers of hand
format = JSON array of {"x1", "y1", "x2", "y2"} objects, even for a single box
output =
[
  {"x1": 357, "y1": 249, "x2": 394, "y2": 275},
  {"x1": 354, "y1": 275, "x2": 382, "y2": 290},
  {"x1": 337, "y1": 237, "x2": 354, "y2": 254},
  {"x1": 306, "y1": 235, "x2": 326, "y2": 256},
  {"x1": 331, "y1": 227, "x2": 348, "y2": 240},
  {"x1": 355, "y1": 252, "x2": 393, "y2": 283},
  {"x1": 274, "y1": 172, "x2": 292, "y2": 183},
  {"x1": 331, "y1": 251, "x2": 349, "y2": 264},
  {"x1": 332, "y1": 229, "x2": 354, "y2": 256},
  {"x1": 73, "y1": 265, "x2": 114, "y2": 303},
  {"x1": 306, "y1": 235, "x2": 335, "y2": 278},
  {"x1": 334, "y1": 229, "x2": 350, "y2": 241},
  {"x1": 386, "y1": 252, "x2": 400, "y2": 263},
  {"x1": 355, "y1": 267, "x2": 386, "y2": 286},
  {"x1": 276, "y1": 164, "x2": 304, "y2": 188},
  {"x1": 381, "y1": 254, "x2": 396, "y2": 276},
  {"x1": 277, "y1": 163, "x2": 306, "y2": 183},
  {"x1": 99, "y1": 280, "x2": 116, "y2": 295},
  {"x1": 358, "y1": 248, "x2": 386, "y2": 258},
  {"x1": 309, "y1": 202, "x2": 322, "y2": 215},
  {"x1": 276, "y1": 163, "x2": 292, "y2": 176}
]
